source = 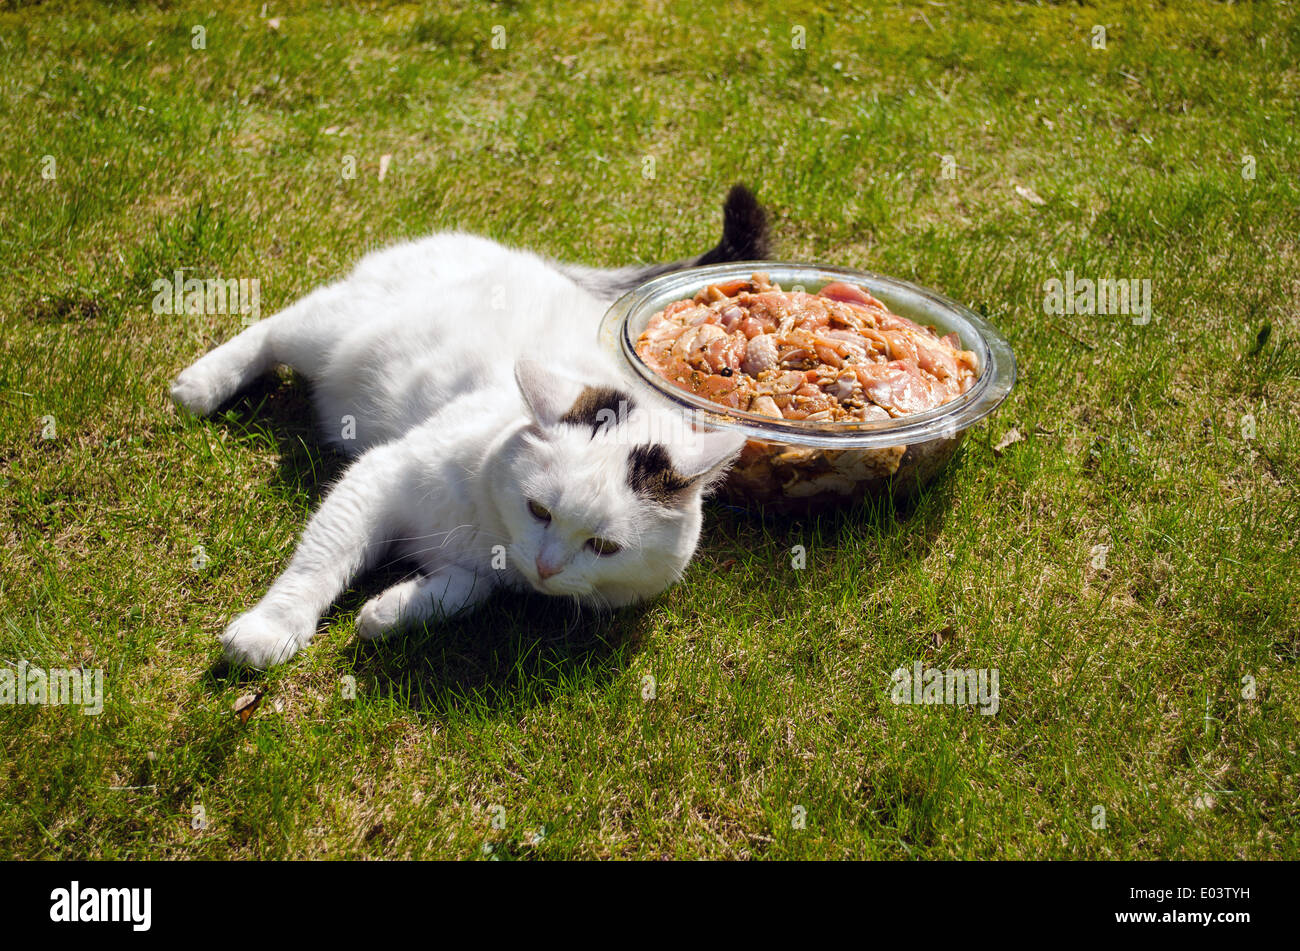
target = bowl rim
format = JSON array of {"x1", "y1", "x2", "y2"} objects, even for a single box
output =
[{"x1": 598, "y1": 260, "x2": 1017, "y2": 450}]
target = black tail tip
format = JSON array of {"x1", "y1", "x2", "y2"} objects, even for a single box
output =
[{"x1": 706, "y1": 183, "x2": 770, "y2": 264}]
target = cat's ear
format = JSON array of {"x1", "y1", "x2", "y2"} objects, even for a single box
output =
[
  {"x1": 515, "y1": 359, "x2": 586, "y2": 428},
  {"x1": 671, "y1": 427, "x2": 747, "y2": 485}
]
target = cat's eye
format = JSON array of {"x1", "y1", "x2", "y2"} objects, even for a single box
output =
[
  {"x1": 587, "y1": 537, "x2": 621, "y2": 556},
  {"x1": 527, "y1": 499, "x2": 551, "y2": 522}
]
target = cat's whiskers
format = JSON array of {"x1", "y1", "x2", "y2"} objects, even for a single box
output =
[
  {"x1": 582, "y1": 588, "x2": 614, "y2": 615},
  {"x1": 371, "y1": 524, "x2": 511, "y2": 574}
]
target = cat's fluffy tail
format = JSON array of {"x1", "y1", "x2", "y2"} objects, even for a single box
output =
[
  {"x1": 559, "y1": 184, "x2": 770, "y2": 300},
  {"x1": 693, "y1": 183, "x2": 771, "y2": 267}
]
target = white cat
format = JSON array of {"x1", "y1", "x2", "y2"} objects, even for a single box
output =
[{"x1": 171, "y1": 186, "x2": 769, "y2": 667}]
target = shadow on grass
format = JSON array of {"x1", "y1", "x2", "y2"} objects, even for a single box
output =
[
  {"x1": 338, "y1": 587, "x2": 651, "y2": 717},
  {"x1": 701, "y1": 445, "x2": 963, "y2": 572},
  {"x1": 200, "y1": 581, "x2": 647, "y2": 718},
  {"x1": 213, "y1": 370, "x2": 348, "y2": 507}
]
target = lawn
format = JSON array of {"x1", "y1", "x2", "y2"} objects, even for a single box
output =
[{"x1": 0, "y1": 0, "x2": 1296, "y2": 859}]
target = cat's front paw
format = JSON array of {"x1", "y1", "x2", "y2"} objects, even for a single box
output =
[
  {"x1": 170, "y1": 364, "x2": 224, "y2": 417},
  {"x1": 356, "y1": 588, "x2": 408, "y2": 641},
  {"x1": 357, "y1": 576, "x2": 435, "y2": 640},
  {"x1": 220, "y1": 609, "x2": 312, "y2": 668}
]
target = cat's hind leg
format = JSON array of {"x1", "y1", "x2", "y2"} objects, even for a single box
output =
[
  {"x1": 170, "y1": 283, "x2": 351, "y2": 416},
  {"x1": 355, "y1": 565, "x2": 496, "y2": 641}
]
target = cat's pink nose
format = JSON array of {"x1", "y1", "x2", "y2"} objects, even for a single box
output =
[{"x1": 536, "y1": 557, "x2": 561, "y2": 580}]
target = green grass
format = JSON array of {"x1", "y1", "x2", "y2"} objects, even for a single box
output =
[{"x1": 1, "y1": 0, "x2": 1297, "y2": 859}]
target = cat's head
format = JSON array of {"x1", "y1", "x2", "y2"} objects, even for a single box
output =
[{"x1": 494, "y1": 359, "x2": 744, "y2": 608}]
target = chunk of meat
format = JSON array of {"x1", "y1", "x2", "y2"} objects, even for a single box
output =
[
  {"x1": 855, "y1": 361, "x2": 944, "y2": 415},
  {"x1": 818, "y1": 281, "x2": 881, "y2": 308},
  {"x1": 741, "y1": 334, "x2": 779, "y2": 376}
]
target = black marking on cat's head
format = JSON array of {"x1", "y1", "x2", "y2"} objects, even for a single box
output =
[
  {"x1": 560, "y1": 386, "x2": 636, "y2": 436},
  {"x1": 627, "y1": 443, "x2": 695, "y2": 504}
]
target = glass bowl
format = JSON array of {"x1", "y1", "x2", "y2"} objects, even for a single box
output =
[{"x1": 597, "y1": 262, "x2": 1016, "y2": 512}]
